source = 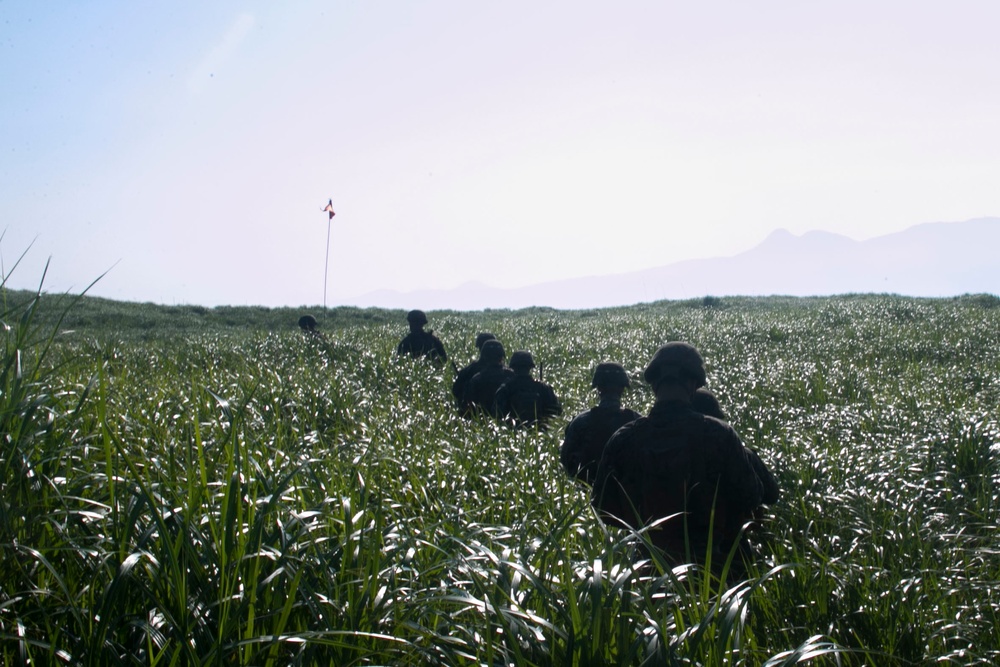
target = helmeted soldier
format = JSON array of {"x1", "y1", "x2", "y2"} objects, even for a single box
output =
[
  {"x1": 396, "y1": 309, "x2": 447, "y2": 363},
  {"x1": 451, "y1": 333, "x2": 499, "y2": 409},
  {"x1": 592, "y1": 342, "x2": 778, "y2": 572},
  {"x1": 561, "y1": 362, "x2": 642, "y2": 485},
  {"x1": 298, "y1": 314, "x2": 318, "y2": 332},
  {"x1": 298, "y1": 314, "x2": 328, "y2": 341},
  {"x1": 462, "y1": 340, "x2": 514, "y2": 417},
  {"x1": 474, "y1": 332, "x2": 497, "y2": 349},
  {"x1": 495, "y1": 351, "x2": 562, "y2": 429}
]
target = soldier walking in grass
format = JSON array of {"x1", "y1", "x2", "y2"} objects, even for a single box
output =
[
  {"x1": 495, "y1": 351, "x2": 562, "y2": 430},
  {"x1": 561, "y1": 362, "x2": 642, "y2": 485},
  {"x1": 592, "y1": 342, "x2": 778, "y2": 574},
  {"x1": 298, "y1": 314, "x2": 328, "y2": 342},
  {"x1": 462, "y1": 340, "x2": 514, "y2": 418},
  {"x1": 396, "y1": 309, "x2": 447, "y2": 363},
  {"x1": 452, "y1": 332, "x2": 499, "y2": 408},
  {"x1": 298, "y1": 314, "x2": 319, "y2": 332}
]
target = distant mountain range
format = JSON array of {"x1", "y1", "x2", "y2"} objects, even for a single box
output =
[{"x1": 346, "y1": 217, "x2": 1000, "y2": 310}]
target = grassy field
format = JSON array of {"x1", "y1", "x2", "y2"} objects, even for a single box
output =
[{"x1": 2, "y1": 284, "x2": 999, "y2": 665}]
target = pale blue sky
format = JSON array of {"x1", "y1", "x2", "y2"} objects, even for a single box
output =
[{"x1": 3, "y1": 2, "x2": 999, "y2": 307}]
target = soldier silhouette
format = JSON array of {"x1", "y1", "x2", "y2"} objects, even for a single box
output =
[
  {"x1": 452, "y1": 333, "x2": 499, "y2": 410},
  {"x1": 561, "y1": 362, "x2": 642, "y2": 485},
  {"x1": 462, "y1": 340, "x2": 514, "y2": 418},
  {"x1": 592, "y1": 342, "x2": 778, "y2": 575},
  {"x1": 396, "y1": 310, "x2": 447, "y2": 363},
  {"x1": 495, "y1": 351, "x2": 562, "y2": 429}
]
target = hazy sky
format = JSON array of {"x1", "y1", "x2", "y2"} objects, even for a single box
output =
[{"x1": 3, "y1": 2, "x2": 999, "y2": 308}]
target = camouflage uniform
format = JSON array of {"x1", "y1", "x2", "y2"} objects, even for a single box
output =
[
  {"x1": 464, "y1": 364, "x2": 515, "y2": 418},
  {"x1": 453, "y1": 361, "x2": 484, "y2": 405},
  {"x1": 561, "y1": 396, "x2": 642, "y2": 485},
  {"x1": 298, "y1": 314, "x2": 327, "y2": 341},
  {"x1": 591, "y1": 342, "x2": 775, "y2": 568},
  {"x1": 495, "y1": 351, "x2": 562, "y2": 429},
  {"x1": 451, "y1": 333, "x2": 499, "y2": 406},
  {"x1": 561, "y1": 362, "x2": 641, "y2": 485},
  {"x1": 592, "y1": 400, "x2": 764, "y2": 562},
  {"x1": 396, "y1": 310, "x2": 447, "y2": 362},
  {"x1": 397, "y1": 330, "x2": 447, "y2": 361},
  {"x1": 495, "y1": 375, "x2": 562, "y2": 427}
]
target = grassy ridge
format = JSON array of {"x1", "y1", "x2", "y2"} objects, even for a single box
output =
[{"x1": 2, "y1": 288, "x2": 999, "y2": 664}]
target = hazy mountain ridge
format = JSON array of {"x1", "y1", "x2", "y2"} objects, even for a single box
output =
[{"x1": 347, "y1": 218, "x2": 1000, "y2": 310}]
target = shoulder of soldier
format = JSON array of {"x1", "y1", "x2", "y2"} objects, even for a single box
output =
[
  {"x1": 537, "y1": 379, "x2": 558, "y2": 394},
  {"x1": 503, "y1": 374, "x2": 529, "y2": 389},
  {"x1": 695, "y1": 412, "x2": 752, "y2": 459},
  {"x1": 566, "y1": 408, "x2": 596, "y2": 429},
  {"x1": 606, "y1": 415, "x2": 648, "y2": 441},
  {"x1": 600, "y1": 416, "x2": 647, "y2": 459},
  {"x1": 699, "y1": 412, "x2": 742, "y2": 439},
  {"x1": 531, "y1": 379, "x2": 555, "y2": 396},
  {"x1": 496, "y1": 374, "x2": 515, "y2": 389},
  {"x1": 608, "y1": 408, "x2": 643, "y2": 431},
  {"x1": 486, "y1": 369, "x2": 511, "y2": 387},
  {"x1": 563, "y1": 412, "x2": 587, "y2": 437}
]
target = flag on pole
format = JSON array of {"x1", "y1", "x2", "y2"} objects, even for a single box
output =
[{"x1": 320, "y1": 198, "x2": 335, "y2": 309}]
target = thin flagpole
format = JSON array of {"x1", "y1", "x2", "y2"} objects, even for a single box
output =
[
  {"x1": 323, "y1": 217, "x2": 331, "y2": 310},
  {"x1": 320, "y1": 198, "x2": 336, "y2": 309}
]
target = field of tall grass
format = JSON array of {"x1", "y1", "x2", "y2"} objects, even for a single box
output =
[{"x1": 2, "y1": 282, "x2": 999, "y2": 665}]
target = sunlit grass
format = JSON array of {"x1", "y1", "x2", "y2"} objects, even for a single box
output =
[{"x1": 1, "y1": 287, "x2": 999, "y2": 664}]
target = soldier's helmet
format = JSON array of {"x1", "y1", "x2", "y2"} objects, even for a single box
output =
[
  {"x1": 475, "y1": 332, "x2": 497, "y2": 350},
  {"x1": 691, "y1": 388, "x2": 726, "y2": 420},
  {"x1": 591, "y1": 362, "x2": 630, "y2": 389},
  {"x1": 509, "y1": 351, "x2": 535, "y2": 370},
  {"x1": 298, "y1": 315, "x2": 318, "y2": 331},
  {"x1": 643, "y1": 342, "x2": 707, "y2": 388},
  {"x1": 406, "y1": 310, "x2": 428, "y2": 326},
  {"x1": 479, "y1": 339, "x2": 506, "y2": 363}
]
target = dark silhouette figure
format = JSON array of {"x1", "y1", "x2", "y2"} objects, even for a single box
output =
[
  {"x1": 592, "y1": 342, "x2": 778, "y2": 573},
  {"x1": 561, "y1": 362, "x2": 642, "y2": 485},
  {"x1": 396, "y1": 310, "x2": 447, "y2": 363},
  {"x1": 462, "y1": 340, "x2": 514, "y2": 417},
  {"x1": 452, "y1": 333, "x2": 499, "y2": 410},
  {"x1": 474, "y1": 332, "x2": 498, "y2": 349},
  {"x1": 298, "y1": 314, "x2": 328, "y2": 341},
  {"x1": 298, "y1": 314, "x2": 318, "y2": 332},
  {"x1": 495, "y1": 351, "x2": 562, "y2": 429}
]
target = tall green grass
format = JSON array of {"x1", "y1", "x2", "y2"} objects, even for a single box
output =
[{"x1": 2, "y1": 285, "x2": 998, "y2": 664}]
